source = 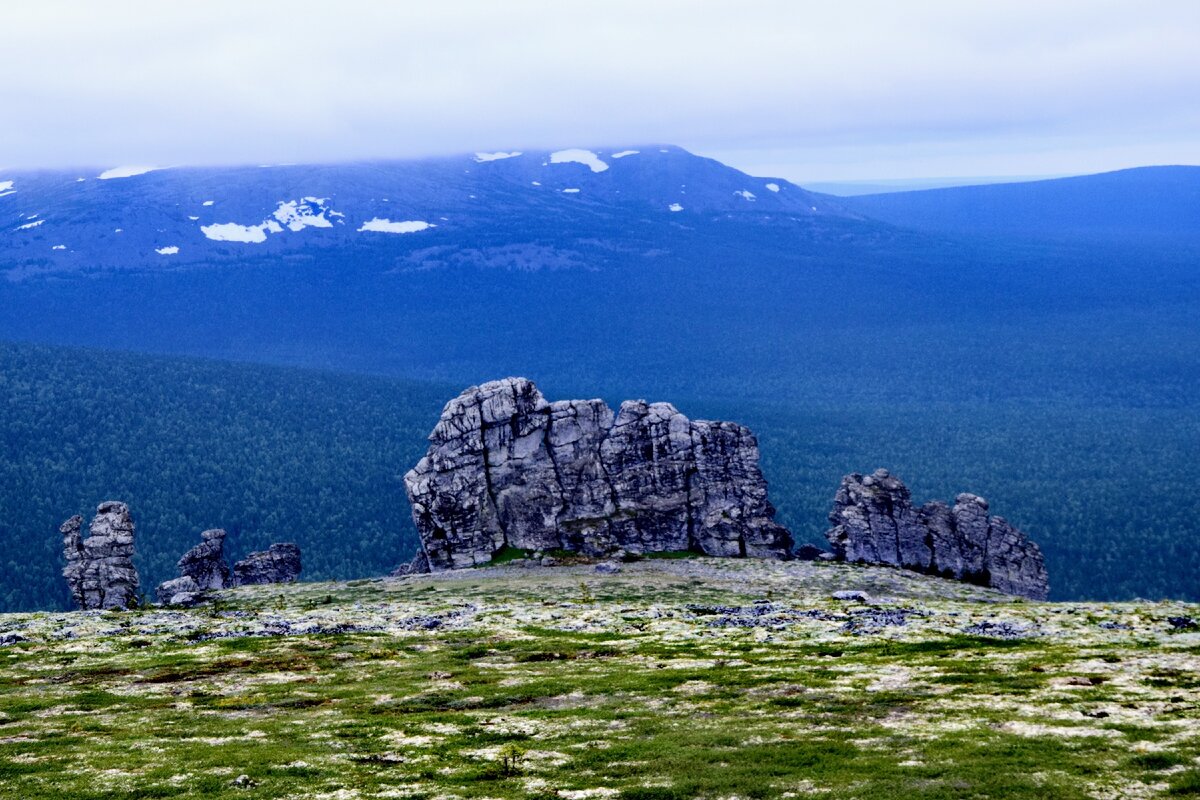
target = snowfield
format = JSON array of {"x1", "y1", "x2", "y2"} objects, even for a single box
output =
[
  {"x1": 474, "y1": 152, "x2": 522, "y2": 162},
  {"x1": 550, "y1": 149, "x2": 609, "y2": 173},
  {"x1": 98, "y1": 166, "x2": 159, "y2": 180},
  {"x1": 358, "y1": 218, "x2": 434, "y2": 234}
]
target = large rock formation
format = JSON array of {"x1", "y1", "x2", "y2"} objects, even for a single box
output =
[
  {"x1": 403, "y1": 378, "x2": 792, "y2": 571},
  {"x1": 155, "y1": 528, "x2": 232, "y2": 606},
  {"x1": 60, "y1": 501, "x2": 140, "y2": 610},
  {"x1": 825, "y1": 469, "x2": 1049, "y2": 599},
  {"x1": 233, "y1": 543, "x2": 302, "y2": 586},
  {"x1": 177, "y1": 529, "x2": 232, "y2": 591}
]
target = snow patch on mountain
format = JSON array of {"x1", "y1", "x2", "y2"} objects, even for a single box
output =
[
  {"x1": 202, "y1": 200, "x2": 214, "y2": 206},
  {"x1": 474, "y1": 152, "x2": 522, "y2": 162},
  {"x1": 765, "y1": 183, "x2": 780, "y2": 193},
  {"x1": 669, "y1": 203, "x2": 683, "y2": 212},
  {"x1": 98, "y1": 166, "x2": 158, "y2": 180},
  {"x1": 0, "y1": 180, "x2": 13, "y2": 194},
  {"x1": 562, "y1": 188, "x2": 580, "y2": 194},
  {"x1": 735, "y1": 190, "x2": 756, "y2": 201},
  {"x1": 358, "y1": 219, "x2": 434, "y2": 234},
  {"x1": 156, "y1": 246, "x2": 179, "y2": 255},
  {"x1": 201, "y1": 221, "x2": 280, "y2": 243},
  {"x1": 16, "y1": 219, "x2": 44, "y2": 230},
  {"x1": 611, "y1": 150, "x2": 639, "y2": 159},
  {"x1": 273, "y1": 198, "x2": 342, "y2": 231},
  {"x1": 550, "y1": 149, "x2": 609, "y2": 173},
  {"x1": 200, "y1": 198, "x2": 342, "y2": 243},
  {"x1": 52, "y1": 245, "x2": 66, "y2": 250}
]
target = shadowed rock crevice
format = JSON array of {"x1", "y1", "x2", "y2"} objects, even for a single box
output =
[
  {"x1": 404, "y1": 378, "x2": 793, "y2": 571},
  {"x1": 826, "y1": 469, "x2": 1049, "y2": 599},
  {"x1": 60, "y1": 501, "x2": 140, "y2": 610}
]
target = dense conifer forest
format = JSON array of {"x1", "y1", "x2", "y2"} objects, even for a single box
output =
[{"x1": 3, "y1": 338, "x2": 1198, "y2": 611}]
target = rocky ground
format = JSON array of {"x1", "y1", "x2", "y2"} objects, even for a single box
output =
[{"x1": 0, "y1": 556, "x2": 1197, "y2": 799}]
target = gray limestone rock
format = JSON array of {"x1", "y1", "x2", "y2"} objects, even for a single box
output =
[
  {"x1": 826, "y1": 469, "x2": 1049, "y2": 600},
  {"x1": 233, "y1": 543, "x2": 302, "y2": 586},
  {"x1": 403, "y1": 378, "x2": 792, "y2": 571},
  {"x1": 60, "y1": 502, "x2": 140, "y2": 610}
]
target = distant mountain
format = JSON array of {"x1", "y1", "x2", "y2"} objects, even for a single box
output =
[
  {"x1": 0, "y1": 146, "x2": 850, "y2": 278},
  {"x1": 840, "y1": 166, "x2": 1200, "y2": 239}
]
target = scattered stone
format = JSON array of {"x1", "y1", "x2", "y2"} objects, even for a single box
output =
[
  {"x1": 233, "y1": 543, "x2": 302, "y2": 586},
  {"x1": 594, "y1": 562, "x2": 622, "y2": 574},
  {"x1": 795, "y1": 544, "x2": 828, "y2": 561},
  {"x1": 156, "y1": 576, "x2": 203, "y2": 607},
  {"x1": 60, "y1": 501, "x2": 140, "y2": 610},
  {"x1": 231, "y1": 774, "x2": 257, "y2": 788},
  {"x1": 841, "y1": 607, "x2": 914, "y2": 634},
  {"x1": 825, "y1": 469, "x2": 1049, "y2": 600},
  {"x1": 963, "y1": 620, "x2": 1034, "y2": 639},
  {"x1": 831, "y1": 590, "x2": 872, "y2": 603},
  {"x1": 392, "y1": 549, "x2": 431, "y2": 576},
  {"x1": 0, "y1": 632, "x2": 26, "y2": 646},
  {"x1": 1167, "y1": 615, "x2": 1198, "y2": 631},
  {"x1": 404, "y1": 378, "x2": 793, "y2": 571}
]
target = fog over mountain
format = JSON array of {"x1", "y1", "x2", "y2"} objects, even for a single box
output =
[{"x1": 3, "y1": 2, "x2": 1199, "y2": 181}]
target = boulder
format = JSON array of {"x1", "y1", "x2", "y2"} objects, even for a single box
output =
[
  {"x1": 177, "y1": 528, "x2": 232, "y2": 590},
  {"x1": 826, "y1": 469, "x2": 1049, "y2": 599},
  {"x1": 403, "y1": 378, "x2": 792, "y2": 571},
  {"x1": 60, "y1": 501, "x2": 140, "y2": 610},
  {"x1": 156, "y1": 575, "x2": 203, "y2": 607},
  {"x1": 233, "y1": 543, "x2": 302, "y2": 586}
]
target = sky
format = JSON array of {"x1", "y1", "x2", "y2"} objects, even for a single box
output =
[{"x1": 2, "y1": 1, "x2": 1199, "y2": 182}]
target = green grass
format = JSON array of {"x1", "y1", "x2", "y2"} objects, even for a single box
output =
[{"x1": 0, "y1": 558, "x2": 1197, "y2": 798}]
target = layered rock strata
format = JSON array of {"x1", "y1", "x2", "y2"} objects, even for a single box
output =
[
  {"x1": 233, "y1": 543, "x2": 302, "y2": 586},
  {"x1": 403, "y1": 378, "x2": 792, "y2": 571},
  {"x1": 825, "y1": 469, "x2": 1049, "y2": 599},
  {"x1": 60, "y1": 501, "x2": 140, "y2": 609}
]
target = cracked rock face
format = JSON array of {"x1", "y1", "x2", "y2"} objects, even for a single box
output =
[
  {"x1": 404, "y1": 378, "x2": 793, "y2": 571},
  {"x1": 233, "y1": 543, "x2": 302, "y2": 586},
  {"x1": 60, "y1": 501, "x2": 140, "y2": 610},
  {"x1": 825, "y1": 469, "x2": 1049, "y2": 600},
  {"x1": 177, "y1": 529, "x2": 232, "y2": 591}
]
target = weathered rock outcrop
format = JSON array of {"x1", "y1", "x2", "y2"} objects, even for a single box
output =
[
  {"x1": 156, "y1": 576, "x2": 202, "y2": 607},
  {"x1": 233, "y1": 543, "x2": 302, "y2": 586},
  {"x1": 155, "y1": 528, "x2": 233, "y2": 606},
  {"x1": 825, "y1": 469, "x2": 1049, "y2": 599},
  {"x1": 403, "y1": 378, "x2": 792, "y2": 571},
  {"x1": 60, "y1": 501, "x2": 140, "y2": 609},
  {"x1": 177, "y1": 529, "x2": 232, "y2": 591}
]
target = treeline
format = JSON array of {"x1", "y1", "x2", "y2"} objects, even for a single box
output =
[{"x1": 0, "y1": 341, "x2": 449, "y2": 611}]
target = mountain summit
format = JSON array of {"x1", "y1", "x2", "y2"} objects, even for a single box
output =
[{"x1": 0, "y1": 146, "x2": 846, "y2": 278}]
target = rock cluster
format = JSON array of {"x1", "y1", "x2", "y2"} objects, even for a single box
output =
[
  {"x1": 825, "y1": 469, "x2": 1049, "y2": 600},
  {"x1": 233, "y1": 544, "x2": 303, "y2": 586},
  {"x1": 60, "y1": 501, "x2": 140, "y2": 610},
  {"x1": 403, "y1": 378, "x2": 792, "y2": 571},
  {"x1": 156, "y1": 531, "x2": 301, "y2": 606}
]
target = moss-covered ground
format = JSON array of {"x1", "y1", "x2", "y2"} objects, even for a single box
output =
[{"x1": 1, "y1": 558, "x2": 1197, "y2": 799}]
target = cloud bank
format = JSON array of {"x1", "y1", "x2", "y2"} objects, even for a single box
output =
[{"x1": 3, "y1": 1, "x2": 1198, "y2": 180}]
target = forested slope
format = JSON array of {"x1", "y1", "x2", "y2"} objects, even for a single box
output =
[{"x1": 0, "y1": 341, "x2": 449, "y2": 611}]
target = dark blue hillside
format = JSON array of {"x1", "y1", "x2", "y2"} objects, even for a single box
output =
[
  {"x1": 841, "y1": 166, "x2": 1200, "y2": 240},
  {"x1": 0, "y1": 147, "x2": 843, "y2": 278},
  {"x1": 2, "y1": 149, "x2": 1199, "y2": 602}
]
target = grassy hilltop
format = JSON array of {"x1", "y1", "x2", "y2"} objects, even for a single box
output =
[{"x1": 1, "y1": 557, "x2": 1197, "y2": 799}]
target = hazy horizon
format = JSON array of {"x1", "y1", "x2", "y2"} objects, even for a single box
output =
[{"x1": 3, "y1": 2, "x2": 1198, "y2": 183}]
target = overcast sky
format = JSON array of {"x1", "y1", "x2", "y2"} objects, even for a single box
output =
[{"x1": 3, "y1": 1, "x2": 1198, "y2": 182}]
